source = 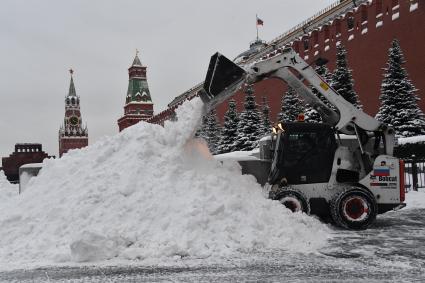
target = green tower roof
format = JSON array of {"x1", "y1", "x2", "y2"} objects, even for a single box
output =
[
  {"x1": 126, "y1": 51, "x2": 153, "y2": 104},
  {"x1": 127, "y1": 79, "x2": 152, "y2": 103}
]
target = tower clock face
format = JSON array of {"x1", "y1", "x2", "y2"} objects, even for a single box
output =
[{"x1": 70, "y1": 116, "x2": 79, "y2": 126}]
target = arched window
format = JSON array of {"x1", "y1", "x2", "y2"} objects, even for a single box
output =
[
  {"x1": 347, "y1": 16, "x2": 355, "y2": 30},
  {"x1": 312, "y1": 30, "x2": 319, "y2": 47},
  {"x1": 323, "y1": 25, "x2": 330, "y2": 42},
  {"x1": 335, "y1": 18, "x2": 342, "y2": 37},
  {"x1": 292, "y1": 41, "x2": 300, "y2": 53},
  {"x1": 361, "y1": 6, "x2": 368, "y2": 23},
  {"x1": 303, "y1": 38, "x2": 309, "y2": 51}
]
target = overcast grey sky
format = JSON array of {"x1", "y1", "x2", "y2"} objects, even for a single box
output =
[{"x1": 0, "y1": 0, "x2": 333, "y2": 157}]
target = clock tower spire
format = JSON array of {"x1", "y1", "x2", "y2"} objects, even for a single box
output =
[
  {"x1": 117, "y1": 50, "x2": 154, "y2": 131},
  {"x1": 59, "y1": 69, "x2": 88, "y2": 157}
]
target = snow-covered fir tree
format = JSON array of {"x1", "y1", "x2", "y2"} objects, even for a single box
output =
[
  {"x1": 304, "y1": 104, "x2": 322, "y2": 123},
  {"x1": 305, "y1": 64, "x2": 335, "y2": 123},
  {"x1": 375, "y1": 39, "x2": 425, "y2": 137},
  {"x1": 234, "y1": 84, "x2": 263, "y2": 151},
  {"x1": 314, "y1": 64, "x2": 336, "y2": 110},
  {"x1": 261, "y1": 96, "x2": 272, "y2": 135},
  {"x1": 331, "y1": 45, "x2": 362, "y2": 109},
  {"x1": 195, "y1": 114, "x2": 208, "y2": 140},
  {"x1": 278, "y1": 86, "x2": 304, "y2": 122},
  {"x1": 216, "y1": 99, "x2": 239, "y2": 154},
  {"x1": 204, "y1": 109, "x2": 221, "y2": 154}
]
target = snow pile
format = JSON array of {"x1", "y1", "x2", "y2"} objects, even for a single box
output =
[
  {"x1": 214, "y1": 149, "x2": 260, "y2": 161},
  {"x1": 398, "y1": 135, "x2": 425, "y2": 145},
  {"x1": 0, "y1": 98, "x2": 330, "y2": 269},
  {"x1": 405, "y1": 190, "x2": 425, "y2": 209},
  {"x1": 0, "y1": 170, "x2": 18, "y2": 203}
]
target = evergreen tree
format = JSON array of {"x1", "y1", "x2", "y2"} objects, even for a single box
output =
[
  {"x1": 375, "y1": 39, "x2": 425, "y2": 137},
  {"x1": 278, "y1": 86, "x2": 304, "y2": 122},
  {"x1": 234, "y1": 84, "x2": 263, "y2": 151},
  {"x1": 305, "y1": 64, "x2": 335, "y2": 123},
  {"x1": 195, "y1": 114, "x2": 208, "y2": 140},
  {"x1": 304, "y1": 104, "x2": 322, "y2": 123},
  {"x1": 261, "y1": 96, "x2": 272, "y2": 135},
  {"x1": 216, "y1": 99, "x2": 239, "y2": 154},
  {"x1": 332, "y1": 45, "x2": 362, "y2": 109},
  {"x1": 204, "y1": 109, "x2": 221, "y2": 154},
  {"x1": 314, "y1": 64, "x2": 336, "y2": 110}
]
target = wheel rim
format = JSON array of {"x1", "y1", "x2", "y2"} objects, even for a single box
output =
[
  {"x1": 342, "y1": 196, "x2": 370, "y2": 222},
  {"x1": 280, "y1": 196, "x2": 302, "y2": 212}
]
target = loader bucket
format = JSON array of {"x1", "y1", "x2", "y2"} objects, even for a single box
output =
[{"x1": 200, "y1": 52, "x2": 246, "y2": 109}]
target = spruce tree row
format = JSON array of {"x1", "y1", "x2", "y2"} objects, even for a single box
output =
[
  {"x1": 197, "y1": 40, "x2": 425, "y2": 154},
  {"x1": 279, "y1": 44, "x2": 360, "y2": 123},
  {"x1": 197, "y1": 84, "x2": 272, "y2": 154}
]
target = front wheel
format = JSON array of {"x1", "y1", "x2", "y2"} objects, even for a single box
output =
[
  {"x1": 330, "y1": 188, "x2": 377, "y2": 230},
  {"x1": 275, "y1": 189, "x2": 310, "y2": 214}
]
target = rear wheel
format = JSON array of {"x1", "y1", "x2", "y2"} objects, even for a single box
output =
[
  {"x1": 330, "y1": 187, "x2": 377, "y2": 230},
  {"x1": 275, "y1": 189, "x2": 310, "y2": 214}
]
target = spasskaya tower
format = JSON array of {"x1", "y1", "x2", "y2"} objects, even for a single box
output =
[{"x1": 58, "y1": 69, "x2": 88, "y2": 157}]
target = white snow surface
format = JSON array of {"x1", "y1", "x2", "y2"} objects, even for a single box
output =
[
  {"x1": 214, "y1": 149, "x2": 259, "y2": 161},
  {"x1": 405, "y1": 190, "x2": 425, "y2": 209},
  {"x1": 0, "y1": 98, "x2": 330, "y2": 270},
  {"x1": 392, "y1": 12, "x2": 399, "y2": 20},
  {"x1": 410, "y1": 3, "x2": 418, "y2": 12},
  {"x1": 0, "y1": 171, "x2": 18, "y2": 203},
  {"x1": 398, "y1": 135, "x2": 425, "y2": 145}
]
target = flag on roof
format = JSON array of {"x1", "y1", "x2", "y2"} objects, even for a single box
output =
[{"x1": 256, "y1": 16, "x2": 264, "y2": 26}]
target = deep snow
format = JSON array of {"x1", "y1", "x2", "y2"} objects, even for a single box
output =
[
  {"x1": 398, "y1": 135, "x2": 425, "y2": 145},
  {"x1": 405, "y1": 190, "x2": 425, "y2": 209},
  {"x1": 0, "y1": 98, "x2": 330, "y2": 270},
  {"x1": 0, "y1": 171, "x2": 18, "y2": 203}
]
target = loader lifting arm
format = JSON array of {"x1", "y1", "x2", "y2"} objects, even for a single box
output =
[{"x1": 200, "y1": 47, "x2": 395, "y2": 155}]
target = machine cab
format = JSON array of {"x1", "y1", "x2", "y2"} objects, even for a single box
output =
[{"x1": 269, "y1": 123, "x2": 337, "y2": 185}]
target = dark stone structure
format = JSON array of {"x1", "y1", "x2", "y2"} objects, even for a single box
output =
[{"x1": 1, "y1": 143, "x2": 53, "y2": 183}]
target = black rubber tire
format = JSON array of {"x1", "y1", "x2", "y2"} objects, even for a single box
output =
[
  {"x1": 275, "y1": 189, "x2": 310, "y2": 214},
  {"x1": 330, "y1": 187, "x2": 377, "y2": 230}
]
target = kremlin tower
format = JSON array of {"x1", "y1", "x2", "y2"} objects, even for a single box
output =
[
  {"x1": 117, "y1": 51, "x2": 154, "y2": 132},
  {"x1": 58, "y1": 70, "x2": 88, "y2": 157}
]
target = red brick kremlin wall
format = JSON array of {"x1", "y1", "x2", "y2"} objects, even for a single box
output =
[
  {"x1": 148, "y1": 0, "x2": 423, "y2": 126},
  {"x1": 213, "y1": 0, "x2": 424, "y2": 123}
]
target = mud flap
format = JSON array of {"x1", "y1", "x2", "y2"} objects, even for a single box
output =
[{"x1": 200, "y1": 52, "x2": 246, "y2": 110}]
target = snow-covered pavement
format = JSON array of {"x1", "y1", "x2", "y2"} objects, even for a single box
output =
[{"x1": 0, "y1": 196, "x2": 424, "y2": 282}]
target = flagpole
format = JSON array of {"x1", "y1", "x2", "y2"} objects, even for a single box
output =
[{"x1": 256, "y1": 14, "x2": 259, "y2": 40}]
